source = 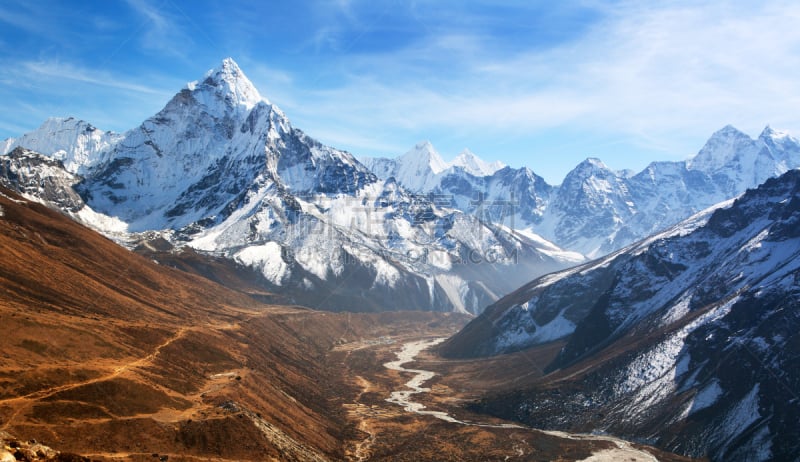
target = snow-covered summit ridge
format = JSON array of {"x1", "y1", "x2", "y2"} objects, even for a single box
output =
[
  {"x1": 687, "y1": 125, "x2": 758, "y2": 172},
  {"x1": 360, "y1": 141, "x2": 507, "y2": 194},
  {"x1": 360, "y1": 141, "x2": 447, "y2": 192},
  {"x1": 363, "y1": 141, "x2": 505, "y2": 177},
  {"x1": 396, "y1": 142, "x2": 506, "y2": 176},
  {"x1": 568, "y1": 157, "x2": 613, "y2": 176},
  {"x1": 688, "y1": 124, "x2": 800, "y2": 172},
  {"x1": 399, "y1": 140, "x2": 448, "y2": 175},
  {"x1": 186, "y1": 57, "x2": 265, "y2": 113},
  {"x1": 759, "y1": 124, "x2": 792, "y2": 140},
  {"x1": 451, "y1": 149, "x2": 506, "y2": 176}
]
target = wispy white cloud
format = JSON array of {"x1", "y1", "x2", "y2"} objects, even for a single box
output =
[
  {"x1": 0, "y1": 119, "x2": 34, "y2": 136},
  {"x1": 563, "y1": 2, "x2": 800, "y2": 123},
  {"x1": 21, "y1": 60, "x2": 171, "y2": 96},
  {"x1": 0, "y1": 3, "x2": 41, "y2": 33},
  {"x1": 124, "y1": 0, "x2": 195, "y2": 59},
  {"x1": 0, "y1": 58, "x2": 179, "y2": 139}
]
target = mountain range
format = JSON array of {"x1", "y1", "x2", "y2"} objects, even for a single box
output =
[
  {"x1": 2, "y1": 58, "x2": 799, "y2": 316},
  {"x1": 0, "y1": 59, "x2": 580, "y2": 314},
  {"x1": 361, "y1": 126, "x2": 800, "y2": 257}
]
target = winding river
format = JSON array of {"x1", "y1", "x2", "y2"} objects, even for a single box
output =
[
  {"x1": 383, "y1": 337, "x2": 660, "y2": 462},
  {"x1": 384, "y1": 337, "x2": 521, "y2": 428}
]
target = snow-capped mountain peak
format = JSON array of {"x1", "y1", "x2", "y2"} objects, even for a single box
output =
[
  {"x1": 450, "y1": 149, "x2": 505, "y2": 176},
  {"x1": 559, "y1": 158, "x2": 620, "y2": 190},
  {"x1": 682, "y1": 124, "x2": 800, "y2": 200},
  {"x1": 574, "y1": 157, "x2": 610, "y2": 173},
  {"x1": 400, "y1": 140, "x2": 447, "y2": 174},
  {"x1": 759, "y1": 124, "x2": 800, "y2": 154},
  {"x1": 187, "y1": 57, "x2": 265, "y2": 114},
  {"x1": 759, "y1": 125, "x2": 786, "y2": 139},
  {"x1": 376, "y1": 140, "x2": 449, "y2": 191},
  {"x1": 687, "y1": 124, "x2": 756, "y2": 172},
  {"x1": 0, "y1": 117, "x2": 122, "y2": 174}
]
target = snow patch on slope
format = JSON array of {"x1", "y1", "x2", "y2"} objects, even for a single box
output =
[
  {"x1": 718, "y1": 384, "x2": 767, "y2": 460},
  {"x1": 494, "y1": 307, "x2": 576, "y2": 351},
  {"x1": 235, "y1": 242, "x2": 289, "y2": 286},
  {"x1": 689, "y1": 380, "x2": 724, "y2": 415},
  {"x1": 617, "y1": 296, "x2": 738, "y2": 397},
  {"x1": 73, "y1": 206, "x2": 130, "y2": 235}
]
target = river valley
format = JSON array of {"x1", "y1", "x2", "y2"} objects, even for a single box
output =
[{"x1": 333, "y1": 331, "x2": 696, "y2": 461}]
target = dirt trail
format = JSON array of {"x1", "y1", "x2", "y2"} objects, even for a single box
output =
[
  {"x1": 0, "y1": 326, "x2": 191, "y2": 431},
  {"x1": 1, "y1": 327, "x2": 189, "y2": 405},
  {"x1": 0, "y1": 307, "x2": 306, "y2": 433}
]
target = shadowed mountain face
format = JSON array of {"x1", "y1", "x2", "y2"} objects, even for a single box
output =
[{"x1": 440, "y1": 170, "x2": 800, "y2": 461}]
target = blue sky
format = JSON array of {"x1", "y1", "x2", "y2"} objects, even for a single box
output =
[{"x1": 1, "y1": 0, "x2": 799, "y2": 184}]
